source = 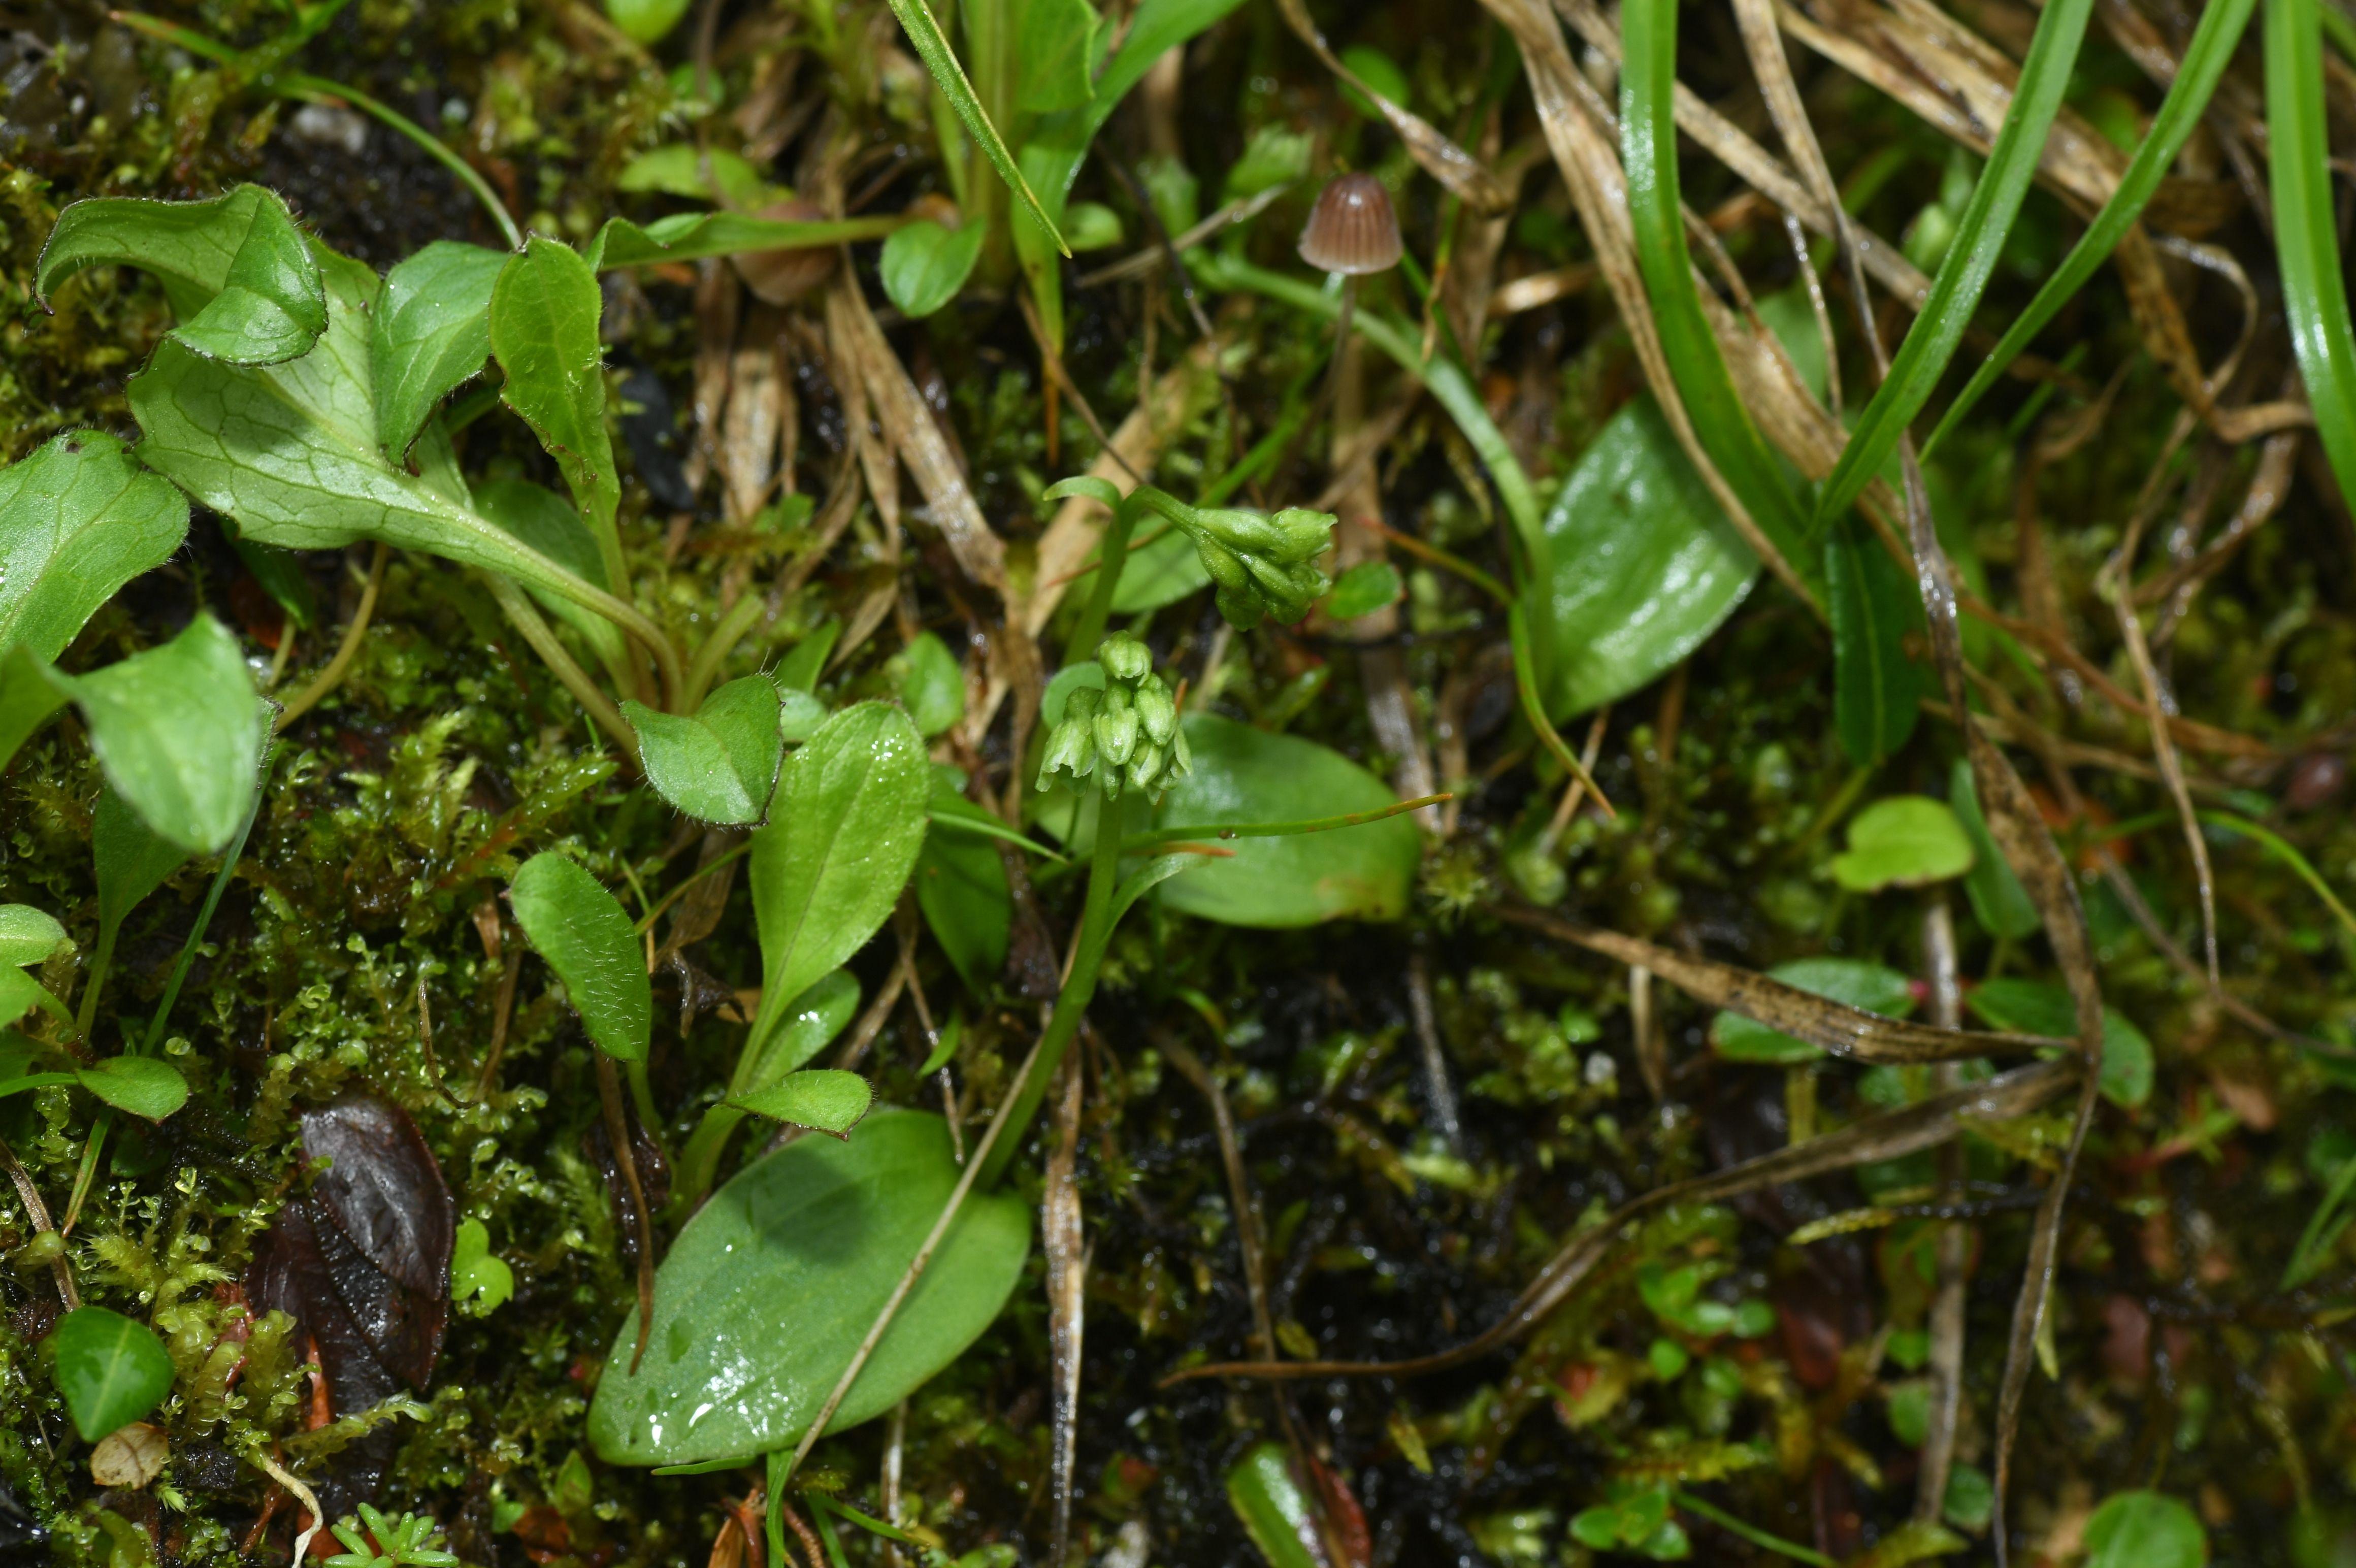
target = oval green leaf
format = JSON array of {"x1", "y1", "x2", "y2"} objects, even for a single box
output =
[
  {"x1": 727, "y1": 1068, "x2": 873, "y2": 1136},
  {"x1": 1226, "y1": 1443, "x2": 1322, "y2": 1568},
  {"x1": 588, "y1": 1108, "x2": 1029, "y2": 1465},
  {"x1": 627, "y1": 675, "x2": 787, "y2": 826},
  {"x1": 0, "y1": 431, "x2": 191, "y2": 666},
  {"x1": 879, "y1": 221, "x2": 987, "y2": 319},
  {"x1": 75, "y1": 1056, "x2": 189, "y2": 1121},
  {"x1": 1150, "y1": 714, "x2": 1420, "y2": 928},
  {"x1": 1830, "y1": 796, "x2": 1975, "y2": 893},
  {"x1": 50, "y1": 1305, "x2": 177, "y2": 1443},
  {"x1": 607, "y1": 0, "x2": 692, "y2": 43},
  {"x1": 1712, "y1": 958, "x2": 1917, "y2": 1065},
  {"x1": 509, "y1": 852, "x2": 651, "y2": 1063},
  {"x1": 1964, "y1": 978, "x2": 2153, "y2": 1108},
  {"x1": 0, "y1": 906, "x2": 68, "y2": 968},
  {"x1": 490, "y1": 237, "x2": 621, "y2": 578},
  {"x1": 892, "y1": 633, "x2": 966, "y2": 739},
  {"x1": 373, "y1": 241, "x2": 507, "y2": 462},
  {"x1": 2084, "y1": 1490, "x2": 2207, "y2": 1568},
  {"x1": 1543, "y1": 397, "x2": 1760, "y2": 719},
  {"x1": 918, "y1": 789, "x2": 1011, "y2": 995},
  {"x1": 746, "y1": 702, "x2": 929, "y2": 1057}
]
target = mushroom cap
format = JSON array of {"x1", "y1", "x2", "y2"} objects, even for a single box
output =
[{"x1": 1298, "y1": 172, "x2": 1402, "y2": 276}]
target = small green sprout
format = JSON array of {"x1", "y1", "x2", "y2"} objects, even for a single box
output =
[{"x1": 322, "y1": 1505, "x2": 459, "y2": 1567}]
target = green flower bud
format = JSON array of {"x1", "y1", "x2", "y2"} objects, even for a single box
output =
[
  {"x1": 1134, "y1": 674, "x2": 1176, "y2": 745},
  {"x1": 1063, "y1": 684, "x2": 1102, "y2": 725},
  {"x1": 1268, "y1": 508, "x2": 1339, "y2": 564},
  {"x1": 1216, "y1": 583, "x2": 1266, "y2": 630},
  {"x1": 1194, "y1": 535, "x2": 1250, "y2": 594},
  {"x1": 1171, "y1": 722, "x2": 1191, "y2": 774},
  {"x1": 1100, "y1": 632, "x2": 1151, "y2": 684},
  {"x1": 1036, "y1": 711, "x2": 1097, "y2": 790},
  {"x1": 1127, "y1": 739, "x2": 1165, "y2": 791},
  {"x1": 1095, "y1": 684, "x2": 1138, "y2": 766}
]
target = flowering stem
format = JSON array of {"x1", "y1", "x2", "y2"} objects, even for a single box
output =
[
  {"x1": 1065, "y1": 500, "x2": 1137, "y2": 664},
  {"x1": 977, "y1": 790, "x2": 1127, "y2": 1189}
]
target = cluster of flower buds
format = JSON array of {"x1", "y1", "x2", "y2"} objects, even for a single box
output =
[
  {"x1": 1037, "y1": 632, "x2": 1190, "y2": 799},
  {"x1": 1041, "y1": 476, "x2": 1338, "y2": 632}
]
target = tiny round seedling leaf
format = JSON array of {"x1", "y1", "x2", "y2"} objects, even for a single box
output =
[
  {"x1": 51, "y1": 1306, "x2": 177, "y2": 1443},
  {"x1": 75, "y1": 1057, "x2": 188, "y2": 1121},
  {"x1": 450, "y1": 1219, "x2": 515, "y2": 1313},
  {"x1": 1324, "y1": 560, "x2": 1403, "y2": 621},
  {"x1": 0, "y1": 905, "x2": 68, "y2": 968},
  {"x1": 892, "y1": 632, "x2": 966, "y2": 738},
  {"x1": 509, "y1": 853, "x2": 652, "y2": 1063},
  {"x1": 607, "y1": 0, "x2": 693, "y2": 42},
  {"x1": 727, "y1": 1068, "x2": 873, "y2": 1136},
  {"x1": 879, "y1": 221, "x2": 986, "y2": 319},
  {"x1": 1830, "y1": 796, "x2": 1975, "y2": 892}
]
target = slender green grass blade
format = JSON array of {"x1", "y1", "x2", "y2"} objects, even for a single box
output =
[
  {"x1": 1813, "y1": 0, "x2": 2098, "y2": 532},
  {"x1": 886, "y1": 0, "x2": 1070, "y2": 256},
  {"x1": 1621, "y1": 0, "x2": 1814, "y2": 580},
  {"x1": 1925, "y1": 0, "x2": 2255, "y2": 458},
  {"x1": 2268, "y1": 0, "x2": 2356, "y2": 515}
]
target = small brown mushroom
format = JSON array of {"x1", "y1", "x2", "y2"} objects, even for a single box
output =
[{"x1": 1297, "y1": 172, "x2": 1402, "y2": 276}]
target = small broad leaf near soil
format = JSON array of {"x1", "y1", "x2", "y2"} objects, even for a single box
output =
[
  {"x1": 745, "y1": 701, "x2": 929, "y2": 1063},
  {"x1": 627, "y1": 675, "x2": 787, "y2": 826},
  {"x1": 509, "y1": 852, "x2": 652, "y2": 1063},
  {"x1": 50, "y1": 1305, "x2": 177, "y2": 1443},
  {"x1": 918, "y1": 781, "x2": 1011, "y2": 995},
  {"x1": 1712, "y1": 958, "x2": 1916, "y2": 1064},
  {"x1": 2084, "y1": 1490, "x2": 2208, "y2": 1568},
  {"x1": 588, "y1": 1108, "x2": 1029, "y2": 1465},
  {"x1": 489, "y1": 237, "x2": 621, "y2": 559},
  {"x1": 892, "y1": 632, "x2": 966, "y2": 738},
  {"x1": 372, "y1": 241, "x2": 507, "y2": 462},
  {"x1": 74, "y1": 1056, "x2": 189, "y2": 1120},
  {"x1": 879, "y1": 221, "x2": 987, "y2": 319},
  {"x1": 0, "y1": 906, "x2": 67, "y2": 968},
  {"x1": 1830, "y1": 796, "x2": 1975, "y2": 893},
  {"x1": 727, "y1": 1068, "x2": 873, "y2": 1136},
  {"x1": 0, "y1": 431, "x2": 190, "y2": 666},
  {"x1": 450, "y1": 1219, "x2": 515, "y2": 1313},
  {"x1": 1147, "y1": 714, "x2": 1420, "y2": 928},
  {"x1": 47, "y1": 615, "x2": 267, "y2": 856}
]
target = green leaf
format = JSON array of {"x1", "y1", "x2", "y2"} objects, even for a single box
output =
[
  {"x1": 1621, "y1": 0, "x2": 1813, "y2": 577},
  {"x1": 585, "y1": 212, "x2": 902, "y2": 272},
  {"x1": 509, "y1": 852, "x2": 652, "y2": 1064},
  {"x1": 1825, "y1": 514, "x2": 1925, "y2": 764},
  {"x1": 892, "y1": 633, "x2": 966, "y2": 737},
  {"x1": 879, "y1": 221, "x2": 987, "y2": 320},
  {"x1": 675, "y1": 970, "x2": 863, "y2": 1208},
  {"x1": 0, "y1": 906, "x2": 68, "y2": 968},
  {"x1": 626, "y1": 676, "x2": 787, "y2": 826},
  {"x1": 885, "y1": 0, "x2": 1068, "y2": 254},
  {"x1": 588, "y1": 1108, "x2": 1029, "y2": 1464},
  {"x1": 1951, "y1": 760, "x2": 2040, "y2": 939},
  {"x1": 728, "y1": 1068, "x2": 873, "y2": 1136},
  {"x1": 1712, "y1": 958, "x2": 1917, "y2": 1064},
  {"x1": 2268, "y1": 0, "x2": 2356, "y2": 518},
  {"x1": 2084, "y1": 1491, "x2": 2207, "y2": 1568},
  {"x1": 490, "y1": 238, "x2": 623, "y2": 585},
  {"x1": 1964, "y1": 979, "x2": 2153, "y2": 1108},
  {"x1": 50, "y1": 1305, "x2": 177, "y2": 1442},
  {"x1": 94, "y1": 786, "x2": 188, "y2": 946},
  {"x1": 39, "y1": 186, "x2": 326, "y2": 366},
  {"x1": 746, "y1": 703, "x2": 930, "y2": 1061},
  {"x1": 49, "y1": 616, "x2": 266, "y2": 856},
  {"x1": 1226, "y1": 1444, "x2": 1321, "y2": 1568},
  {"x1": 607, "y1": 0, "x2": 692, "y2": 45},
  {"x1": 470, "y1": 476, "x2": 629, "y2": 667},
  {"x1": 1812, "y1": 0, "x2": 2098, "y2": 532},
  {"x1": 74, "y1": 1056, "x2": 188, "y2": 1120},
  {"x1": 1543, "y1": 397, "x2": 1759, "y2": 718},
  {"x1": 0, "y1": 644, "x2": 69, "y2": 772},
  {"x1": 1147, "y1": 714, "x2": 1420, "y2": 928},
  {"x1": 918, "y1": 790, "x2": 1011, "y2": 994},
  {"x1": 451, "y1": 1218, "x2": 516, "y2": 1311},
  {"x1": 0, "y1": 432, "x2": 191, "y2": 665},
  {"x1": 1830, "y1": 796, "x2": 1974, "y2": 893},
  {"x1": 1014, "y1": 0, "x2": 1100, "y2": 112},
  {"x1": 127, "y1": 247, "x2": 637, "y2": 635},
  {"x1": 617, "y1": 146, "x2": 780, "y2": 207},
  {"x1": 0, "y1": 968, "x2": 63, "y2": 1032},
  {"x1": 1324, "y1": 560, "x2": 1403, "y2": 620},
  {"x1": 1927, "y1": 0, "x2": 2256, "y2": 455},
  {"x1": 373, "y1": 241, "x2": 507, "y2": 462},
  {"x1": 1062, "y1": 202, "x2": 1123, "y2": 251}
]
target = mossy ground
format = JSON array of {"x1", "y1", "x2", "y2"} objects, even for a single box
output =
[{"x1": 6, "y1": 2, "x2": 2356, "y2": 1565}]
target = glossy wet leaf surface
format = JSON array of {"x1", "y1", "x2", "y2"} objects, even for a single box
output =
[
  {"x1": 0, "y1": 432, "x2": 190, "y2": 666},
  {"x1": 510, "y1": 852, "x2": 652, "y2": 1063},
  {"x1": 589, "y1": 1109, "x2": 1029, "y2": 1465},
  {"x1": 727, "y1": 1067, "x2": 873, "y2": 1135},
  {"x1": 50, "y1": 1306, "x2": 177, "y2": 1443},
  {"x1": 627, "y1": 676, "x2": 787, "y2": 826},
  {"x1": 879, "y1": 221, "x2": 987, "y2": 319},
  {"x1": 1830, "y1": 796, "x2": 1975, "y2": 893},
  {"x1": 0, "y1": 906, "x2": 67, "y2": 968},
  {"x1": 1540, "y1": 397, "x2": 1758, "y2": 720},
  {"x1": 1150, "y1": 714, "x2": 1419, "y2": 928}
]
